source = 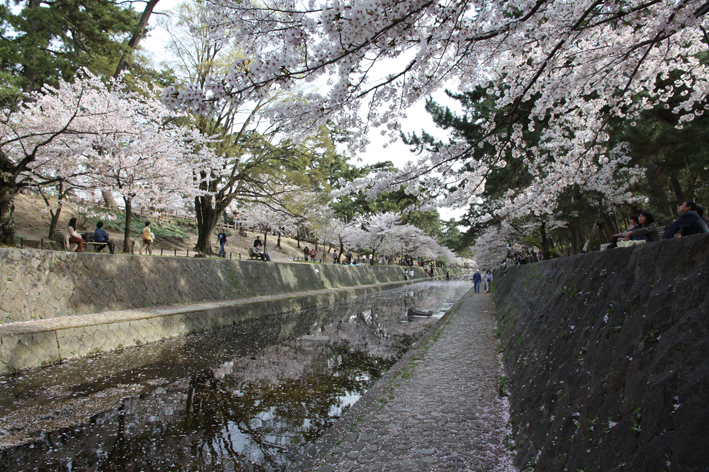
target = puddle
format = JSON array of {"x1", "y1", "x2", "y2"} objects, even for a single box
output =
[{"x1": 0, "y1": 281, "x2": 472, "y2": 471}]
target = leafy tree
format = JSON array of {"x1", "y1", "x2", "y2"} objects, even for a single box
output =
[{"x1": 0, "y1": 0, "x2": 141, "y2": 98}]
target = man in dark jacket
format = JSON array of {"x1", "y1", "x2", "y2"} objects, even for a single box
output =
[
  {"x1": 93, "y1": 221, "x2": 115, "y2": 254},
  {"x1": 664, "y1": 201, "x2": 709, "y2": 238}
]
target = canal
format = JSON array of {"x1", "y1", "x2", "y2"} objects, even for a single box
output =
[{"x1": 0, "y1": 281, "x2": 472, "y2": 471}]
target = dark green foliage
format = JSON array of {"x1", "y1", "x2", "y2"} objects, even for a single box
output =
[{"x1": 0, "y1": 0, "x2": 139, "y2": 99}]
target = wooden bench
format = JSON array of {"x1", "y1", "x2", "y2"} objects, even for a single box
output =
[
  {"x1": 86, "y1": 241, "x2": 113, "y2": 252},
  {"x1": 64, "y1": 239, "x2": 114, "y2": 253},
  {"x1": 248, "y1": 247, "x2": 264, "y2": 260}
]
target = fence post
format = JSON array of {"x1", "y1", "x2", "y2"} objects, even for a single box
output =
[
  {"x1": 40, "y1": 238, "x2": 43, "y2": 250},
  {"x1": 239, "y1": 252, "x2": 241, "y2": 260},
  {"x1": 229, "y1": 253, "x2": 232, "y2": 260},
  {"x1": 161, "y1": 248, "x2": 163, "y2": 256},
  {"x1": 174, "y1": 249, "x2": 177, "y2": 257},
  {"x1": 187, "y1": 249, "x2": 189, "y2": 257},
  {"x1": 131, "y1": 241, "x2": 135, "y2": 254},
  {"x1": 20, "y1": 238, "x2": 24, "y2": 249}
]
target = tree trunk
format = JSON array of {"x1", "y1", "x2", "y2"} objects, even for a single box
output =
[
  {"x1": 102, "y1": 188, "x2": 118, "y2": 209},
  {"x1": 122, "y1": 196, "x2": 133, "y2": 253},
  {"x1": 263, "y1": 232, "x2": 268, "y2": 252},
  {"x1": 276, "y1": 231, "x2": 281, "y2": 248},
  {"x1": 48, "y1": 205, "x2": 62, "y2": 241},
  {"x1": 113, "y1": 0, "x2": 161, "y2": 78},
  {"x1": 670, "y1": 173, "x2": 684, "y2": 209},
  {"x1": 21, "y1": 0, "x2": 43, "y2": 92},
  {"x1": 539, "y1": 220, "x2": 549, "y2": 258},
  {"x1": 0, "y1": 181, "x2": 17, "y2": 246},
  {"x1": 194, "y1": 195, "x2": 222, "y2": 255}
]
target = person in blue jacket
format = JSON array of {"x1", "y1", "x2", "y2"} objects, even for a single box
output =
[
  {"x1": 472, "y1": 270, "x2": 482, "y2": 293},
  {"x1": 664, "y1": 201, "x2": 709, "y2": 239}
]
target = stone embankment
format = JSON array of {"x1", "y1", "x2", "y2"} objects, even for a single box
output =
[
  {"x1": 0, "y1": 248, "x2": 453, "y2": 373},
  {"x1": 493, "y1": 233, "x2": 709, "y2": 472}
]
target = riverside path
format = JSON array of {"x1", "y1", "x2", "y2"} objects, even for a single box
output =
[{"x1": 293, "y1": 290, "x2": 516, "y2": 472}]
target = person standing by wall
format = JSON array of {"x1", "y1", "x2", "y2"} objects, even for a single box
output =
[{"x1": 139, "y1": 222, "x2": 153, "y2": 255}]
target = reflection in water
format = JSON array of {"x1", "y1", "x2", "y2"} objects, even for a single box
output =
[{"x1": 0, "y1": 281, "x2": 471, "y2": 471}]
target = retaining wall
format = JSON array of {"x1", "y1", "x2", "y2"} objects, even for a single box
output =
[
  {"x1": 0, "y1": 248, "x2": 454, "y2": 373},
  {"x1": 493, "y1": 233, "x2": 709, "y2": 472},
  {"x1": 0, "y1": 248, "x2": 440, "y2": 324}
]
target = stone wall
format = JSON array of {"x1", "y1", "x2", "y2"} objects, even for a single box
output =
[
  {"x1": 0, "y1": 248, "x2": 456, "y2": 373},
  {"x1": 493, "y1": 233, "x2": 709, "y2": 472},
  {"x1": 0, "y1": 248, "x2": 441, "y2": 324}
]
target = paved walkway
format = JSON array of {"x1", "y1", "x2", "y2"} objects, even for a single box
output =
[{"x1": 294, "y1": 291, "x2": 515, "y2": 472}]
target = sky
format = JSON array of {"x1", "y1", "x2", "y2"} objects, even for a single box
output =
[{"x1": 142, "y1": 0, "x2": 465, "y2": 221}]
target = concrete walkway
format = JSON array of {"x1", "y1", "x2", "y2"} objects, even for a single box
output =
[{"x1": 293, "y1": 291, "x2": 515, "y2": 472}]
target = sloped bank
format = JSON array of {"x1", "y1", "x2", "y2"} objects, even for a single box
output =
[{"x1": 493, "y1": 234, "x2": 709, "y2": 472}]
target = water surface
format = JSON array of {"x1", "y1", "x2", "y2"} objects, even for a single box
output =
[{"x1": 0, "y1": 281, "x2": 471, "y2": 471}]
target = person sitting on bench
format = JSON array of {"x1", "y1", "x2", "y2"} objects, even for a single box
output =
[
  {"x1": 665, "y1": 201, "x2": 709, "y2": 238},
  {"x1": 253, "y1": 236, "x2": 271, "y2": 261},
  {"x1": 608, "y1": 214, "x2": 639, "y2": 248},
  {"x1": 622, "y1": 211, "x2": 659, "y2": 242},
  {"x1": 64, "y1": 217, "x2": 84, "y2": 252},
  {"x1": 93, "y1": 221, "x2": 115, "y2": 254}
]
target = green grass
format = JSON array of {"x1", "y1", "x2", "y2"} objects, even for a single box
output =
[{"x1": 84, "y1": 208, "x2": 191, "y2": 238}]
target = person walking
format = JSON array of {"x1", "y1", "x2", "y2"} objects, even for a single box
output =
[
  {"x1": 472, "y1": 270, "x2": 481, "y2": 293},
  {"x1": 485, "y1": 270, "x2": 493, "y2": 292},
  {"x1": 309, "y1": 248, "x2": 317, "y2": 262},
  {"x1": 217, "y1": 230, "x2": 228, "y2": 258},
  {"x1": 139, "y1": 221, "x2": 153, "y2": 255},
  {"x1": 304, "y1": 246, "x2": 310, "y2": 261},
  {"x1": 333, "y1": 250, "x2": 338, "y2": 263}
]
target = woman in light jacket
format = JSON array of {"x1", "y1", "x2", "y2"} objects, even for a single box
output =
[
  {"x1": 624, "y1": 211, "x2": 660, "y2": 242},
  {"x1": 64, "y1": 217, "x2": 84, "y2": 252},
  {"x1": 139, "y1": 221, "x2": 153, "y2": 255}
]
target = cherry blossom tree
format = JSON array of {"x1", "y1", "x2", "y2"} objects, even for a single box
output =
[
  {"x1": 158, "y1": 0, "x2": 339, "y2": 256},
  {"x1": 1, "y1": 73, "x2": 116, "y2": 244},
  {"x1": 346, "y1": 212, "x2": 401, "y2": 262},
  {"x1": 0, "y1": 70, "x2": 212, "y2": 248},
  {"x1": 85, "y1": 123, "x2": 209, "y2": 253},
  {"x1": 167, "y1": 0, "x2": 707, "y2": 233},
  {"x1": 315, "y1": 212, "x2": 362, "y2": 260}
]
